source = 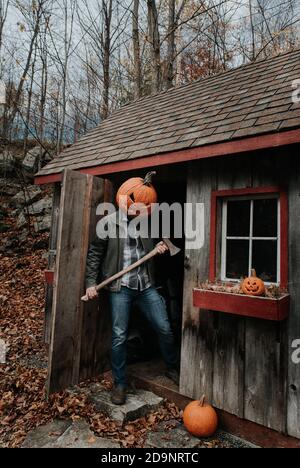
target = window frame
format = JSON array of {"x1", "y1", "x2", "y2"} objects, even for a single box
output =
[
  {"x1": 209, "y1": 187, "x2": 288, "y2": 288},
  {"x1": 221, "y1": 195, "x2": 280, "y2": 284}
]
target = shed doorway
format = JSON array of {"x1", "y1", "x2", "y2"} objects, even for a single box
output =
[
  {"x1": 46, "y1": 166, "x2": 187, "y2": 395},
  {"x1": 115, "y1": 166, "x2": 187, "y2": 391}
]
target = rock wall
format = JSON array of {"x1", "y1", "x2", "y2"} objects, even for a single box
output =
[{"x1": 0, "y1": 143, "x2": 54, "y2": 253}]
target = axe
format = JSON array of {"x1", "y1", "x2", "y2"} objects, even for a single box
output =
[{"x1": 81, "y1": 239, "x2": 181, "y2": 302}]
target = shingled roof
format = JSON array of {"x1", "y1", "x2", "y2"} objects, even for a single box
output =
[{"x1": 37, "y1": 48, "x2": 300, "y2": 178}]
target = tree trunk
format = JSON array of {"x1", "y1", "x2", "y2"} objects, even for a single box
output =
[
  {"x1": 7, "y1": 7, "x2": 41, "y2": 127},
  {"x1": 23, "y1": 45, "x2": 37, "y2": 155},
  {"x1": 132, "y1": 0, "x2": 142, "y2": 99},
  {"x1": 165, "y1": 0, "x2": 176, "y2": 89},
  {"x1": 100, "y1": 0, "x2": 112, "y2": 120},
  {"x1": 147, "y1": 0, "x2": 161, "y2": 93}
]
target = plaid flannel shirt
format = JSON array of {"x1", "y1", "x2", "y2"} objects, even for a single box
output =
[{"x1": 121, "y1": 230, "x2": 152, "y2": 291}]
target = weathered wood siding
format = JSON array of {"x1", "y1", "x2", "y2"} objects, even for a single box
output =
[
  {"x1": 47, "y1": 170, "x2": 111, "y2": 395},
  {"x1": 287, "y1": 156, "x2": 300, "y2": 439},
  {"x1": 180, "y1": 149, "x2": 299, "y2": 437},
  {"x1": 44, "y1": 183, "x2": 61, "y2": 344}
]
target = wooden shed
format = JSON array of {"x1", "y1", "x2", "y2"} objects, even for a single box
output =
[{"x1": 35, "y1": 49, "x2": 300, "y2": 446}]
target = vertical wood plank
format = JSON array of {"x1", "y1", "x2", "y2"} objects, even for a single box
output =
[
  {"x1": 287, "y1": 155, "x2": 300, "y2": 438},
  {"x1": 44, "y1": 183, "x2": 61, "y2": 344},
  {"x1": 180, "y1": 160, "x2": 216, "y2": 400},
  {"x1": 244, "y1": 153, "x2": 287, "y2": 432},
  {"x1": 79, "y1": 177, "x2": 112, "y2": 381},
  {"x1": 212, "y1": 156, "x2": 250, "y2": 417},
  {"x1": 47, "y1": 170, "x2": 99, "y2": 394}
]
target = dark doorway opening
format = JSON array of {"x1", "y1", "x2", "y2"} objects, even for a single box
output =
[{"x1": 111, "y1": 164, "x2": 187, "y2": 388}]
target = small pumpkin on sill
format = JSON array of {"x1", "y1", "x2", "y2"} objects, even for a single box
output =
[
  {"x1": 241, "y1": 269, "x2": 266, "y2": 297},
  {"x1": 183, "y1": 395, "x2": 218, "y2": 438}
]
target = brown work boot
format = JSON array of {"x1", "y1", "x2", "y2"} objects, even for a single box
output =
[{"x1": 111, "y1": 385, "x2": 127, "y2": 405}]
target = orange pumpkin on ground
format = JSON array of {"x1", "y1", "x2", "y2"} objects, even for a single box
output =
[
  {"x1": 183, "y1": 395, "x2": 218, "y2": 438},
  {"x1": 241, "y1": 269, "x2": 266, "y2": 297},
  {"x1": 116, "y1": 171, "x2": 157, "y2": 216}
]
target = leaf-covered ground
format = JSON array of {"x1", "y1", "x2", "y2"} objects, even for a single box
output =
[
  {"x1": 0, "y1": 205, "x2": 250, "y2": 449},
  {"x1": 0, "y1": 236, "x2": 187, "y2": 448}
]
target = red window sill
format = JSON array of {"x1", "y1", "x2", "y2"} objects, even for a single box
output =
[{"x1": 193, "y1": 288, "x2": 290, "y2": 321}]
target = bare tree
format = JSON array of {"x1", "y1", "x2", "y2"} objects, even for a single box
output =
[
  {"x1": 77, "y1": 0, "x2": 115, "y2": 120},
  {"x1": 0, "y1": 0, "x2": 9, "y2": 57},
  {"x1": 0, "y1": 0, "x2": 299, "y2": 153},
  {"x1": 101, "y1": 0, "x2": 113, "y2": 119},
  {"x1": 165, "y1": 0, "x2": 176, "y2": 89},
  {"x1": 237, "y1": 0, "x2": 299, "y2": 62},
  {"x1": 6, "y1": 0, "x2": 46, "y2": 128},
  {"x1": 132, "y1": 0, "x2": 142, "y2": 99},
  {"x1": 147, "y1": 0, "x2": 161, "y2": 93}
]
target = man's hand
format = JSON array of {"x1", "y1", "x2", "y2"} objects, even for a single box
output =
[
  {"x1": 156, "y1": 241, "x2": 169, "y2": 255},
  {"x1": 85, "y1": 287, "x2": 98, "y2": 300}
]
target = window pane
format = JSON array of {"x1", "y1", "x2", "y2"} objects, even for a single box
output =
[
  {"x1": 252, "y1": 240, "x2": 277, "y2": 283},
  {"x1": 226, "y1": 240, "x2": 249, "y2": 279},
  {"x1": 227, "y1": 200, "x2": 251, "y2": 237},
  {"x1": 253, "y1": 198, "x2": 278, "y2": 237}
]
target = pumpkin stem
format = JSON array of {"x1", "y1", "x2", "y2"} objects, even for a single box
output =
[
  {"x1": 199, "y1": 395, "x2": 206, "y2": 407},
  {"x1": 251, "y1": 269, "x2": 257, "y2": 277},
  {"x1": 143, "y1": 171, "x2": 156, "y2": 186}
]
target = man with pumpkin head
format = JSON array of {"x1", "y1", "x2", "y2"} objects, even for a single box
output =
[{"x1": 85, "y1": 172, "x2": 179, "y2": 405}]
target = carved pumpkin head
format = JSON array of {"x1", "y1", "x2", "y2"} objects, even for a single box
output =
[
  {"x1": 116, "y1": 171, "x2": 157, "y2": 216},
  {"x1": 183, "y1": 395, "x2": 218, "y2": 438},
  {"x1": 242, "y1": 269, "x2": 266, "y2": 297}
]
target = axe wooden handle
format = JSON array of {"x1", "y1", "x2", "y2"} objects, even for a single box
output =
[{"x1": 81, "y1": 246, "x2": 160, "y2": 302}]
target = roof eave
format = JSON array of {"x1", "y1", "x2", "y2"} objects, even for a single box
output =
[{"x1": 34, "y1": 128, "x2": 300, "y2": 186}]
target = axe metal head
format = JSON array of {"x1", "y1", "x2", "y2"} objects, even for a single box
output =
[{"x1": 163, "y1": 238, "x2": 181, "y2": 257}]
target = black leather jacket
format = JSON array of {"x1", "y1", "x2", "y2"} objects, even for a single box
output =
[{"x1": 85, "y1": 212, "x2": 156, "y2": 292}]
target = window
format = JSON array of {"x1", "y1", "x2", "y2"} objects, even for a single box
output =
[
  {"x1": 209, "y1": 187, "x2": 288, "y2": 288},
  {"x1": 221, "y1": 196, "x2": 280, "y2": 283}
]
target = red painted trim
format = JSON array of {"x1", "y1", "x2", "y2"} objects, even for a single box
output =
[
  {"x1": 44, "y1": 270, "x2": 54, "y2": 285},
  {"x1": 211, "y1": 186, "x2": 282, "y2": 198},
  {"x1": 280, "y1": 190, "x2": 289, "y2": 288},
  {"x1": 209, "y1": 192, "x2": 218, "y2": 282},
  {"x1": 34, "y1": 128, "x2": 300, "y2": 186},
  {"x1": 209, "y1": 186, "x2": 289, "y2": 287},
  {"x1": 35, "y1": 173, "x2": 63, "y2": 185},
  {"x1": 193, "y1": 289, "x2": 290, "y2": 321}
]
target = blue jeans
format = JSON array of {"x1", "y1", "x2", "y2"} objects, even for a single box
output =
[{"x1": 109, "y1": 286, "x2": 178, "y2": 387}]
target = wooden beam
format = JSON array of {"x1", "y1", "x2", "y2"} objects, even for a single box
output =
[
  {"x1": 34, "y1": 129, "x2": 300, "y2": 186},
  {"x1": 44, "y1": 183, "x2": 61, "y2": 344},
  {"x1": 287, "y1": 158, "x2": 300, "y2": 439}
]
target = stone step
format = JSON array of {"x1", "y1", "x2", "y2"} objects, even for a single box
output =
[
  {"x1": 89, "y1": 388, "x2": 163, "y2": 425},
  {"x1": 22, "y1": 419, "x2": 120, "y2": 449},
  {"x1": 44, "y1": 420, "x2": 120, "y2": 449},
  {"x1": 145, "y1": 420, "x2": 260, "y2": 449},
  {"x1": 145, "y1": 420, "x2": 201, "y2": 449},
  {"x1": 22, "y1": 420, "x2": 72, "y2": 448}
]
